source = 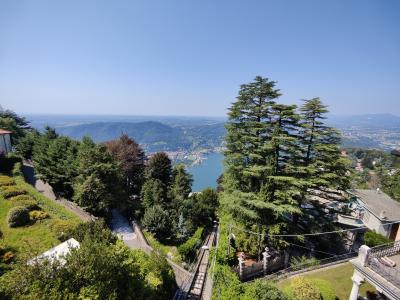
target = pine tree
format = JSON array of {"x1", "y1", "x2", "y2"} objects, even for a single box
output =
[
  {"x1": 32, "y1": 131, "x2": 78, "y2": 198},
  {"x1": 145, "y1": 152, "x2": 172, "y2": 185},
  {"x1": 225, "y1": 76, "x2": 280, "y2": 193},
  {"x1": 74, "y1": 137, "x2": 124, "y2": 217},
  {"x1": 170, "y1": 164, "x2": 193, "y2": 206},
  {"x1": 141, "y1": 178, "x2": 168, "y2": 209},
  {"x1": 299, "y1": 98, "x2": 350, "y2": 192},
  {"x1": 222, "y1": 77, "x2": 300, "y2": 238}
]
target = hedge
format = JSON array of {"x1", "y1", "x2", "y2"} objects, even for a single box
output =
[
  {"x1": 0, "y1": 176, "x2": 15, "y2": 187},
  {"x1": 9, "y1": 195, "x2": 40, "y2": 210},
  {"x1": 178, "y1": 227, "x2": 204, "y2": 261},
  {"x1": 7, "y1": 206, "x2": 30, "y2": 228},
  {"x1": 1, "y1": 186, "x2": 27, "y2": 198}
]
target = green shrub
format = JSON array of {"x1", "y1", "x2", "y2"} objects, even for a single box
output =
[
  {"x1": 0, "y1": 176, "x2": 15, "y2": 187},
  {"x1": 364, "y1": 230, "x2": 391, "y2": 247},
  {"x1": 10, "y1": 195, "x2": 40, "y2": 210},
  {"x1": 7, "y1": 206, "x2": 30, "y2": 228},
  {"x1": 1, "y1": 186, "x2": 27, "y2": 198},
  {"x1": 12, "y1": 162, "x2": 24, "y2": 177},
  {"x1": 311, "y1": 278, "x2": 336, "y2": 300},
  {"x1": 290, "y1": 256, "x2": 320, "y2": 271},
  {"x1": 29, "y1": 210, "x2": 49, "y2": 221},
  {"x1": 51, "y1": 219, "x2": 78, "y2": 241},
  {"x1": 243, "y1": 279, "x2": 289, "y2": 300},
  {"x1": 285, "y1": 277, "x2": 322, "y2": 300},
  {"x1": 178, "y1": 227, "x2": 204, "y2": 260},
  {"x1": 1, "y1": 251, "x2": 15, "y2": 263}
]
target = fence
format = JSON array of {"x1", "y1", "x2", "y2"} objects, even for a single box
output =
[
  {"x1": 263, "y1": 251, "x2": 358, "y2": 282},
  {"x1": 366, "y1": 241, "x2": 400, "y2": 288}
]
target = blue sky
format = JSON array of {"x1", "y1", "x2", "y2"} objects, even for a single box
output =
[{"x1": 1, "y1": 0, "x2": 399, "y2": 117}]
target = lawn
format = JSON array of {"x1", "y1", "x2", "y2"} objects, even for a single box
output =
[
  {"x1": 0, "y1": 171, "x2": 81, "y2": 264},
  {"x1": 276, "y1": 262, "x2": 376, "y2": 299}
]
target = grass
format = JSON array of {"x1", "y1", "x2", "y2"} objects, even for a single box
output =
[
  {"x1": 143, "y1": 231, "x2": 182, "y2": 264},
  {"x1": 276, "y1": 262, "x2": 376, "y2": 300},
  {"x1": 0, "y1": 172, "x2": 81, "y2": 263}
]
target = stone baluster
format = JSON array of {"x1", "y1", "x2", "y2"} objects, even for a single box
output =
[{"x1": 262, "y1": 247, "x2": 271, "y2": 276}]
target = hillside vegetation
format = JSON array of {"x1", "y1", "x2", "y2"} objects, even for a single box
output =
[{"x1": 0, "y1": 162, "x2": 81, "y2": 272}]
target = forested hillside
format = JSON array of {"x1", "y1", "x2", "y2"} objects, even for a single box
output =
[{"x1": 54, "y1": 121, "x2": 226, "y2": 152}]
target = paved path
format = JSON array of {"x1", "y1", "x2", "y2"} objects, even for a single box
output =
[
  {"x1": 22, "y1": 163, "x2": 95, "y2": 222},
  {"x1": 110, "y1": 209, "x2": 192, "y2": 288},
  {"x1": 110, "y1": 209, "x2": 146, "y2": 250}
]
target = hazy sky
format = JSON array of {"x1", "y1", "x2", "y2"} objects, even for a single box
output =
[{"x1": 1, "y1": 0, "x2": 399, "y2": 117}]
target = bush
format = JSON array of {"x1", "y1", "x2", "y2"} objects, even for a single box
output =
[
  {"x1": 51, "y1": 219, "x2": 78, "y2": 241},
  {"x1": 142, "y1": 205, "x2": 173, "y2": 240},
  {"x1": 1, "y1": 186, "x2": 27, "y2": 198},
  {"x1": 178, "y1": 227, "x2": 204, "y2": 261},
  {"x1": 64, "y1": 220, "x2": 117, "y2": 244},
  {"x1": 7, "y1": 206, "x2": 30, "y2": 227},
  {"x1": 364, "y1": 230, "x2": 391, "y2": 247},
  {"x1": 243, "y1": 279, "x2": 289, "y2": 300},
  {"x1": 29, "y1": 210, "x2": 49, "y2": 221},
  {"x1": 290, "y1": 256, "x2": 320, "y2": 271},
  {"x1": 311, "y1": 279, "x2": 336, "y2": 300},
  {"x1": 1, "y1": 251, "x2": 15, "y2": 264},
  {"x1": 286, "y1": 277, "x2": 321, "y2": 300},
  {"x1": 12, "y1": 162, "x2": 24, "y2": 177},
  {"x1": 0, "y1": 176, "x2": 15, "y2": 187},
  {"x1": 9, "y1": 195, "x2": 40, "y2": 210}
]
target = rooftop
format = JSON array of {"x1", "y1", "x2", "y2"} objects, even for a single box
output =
[
  {"x1": 28, "y1": 238, "x2": 80, "y2": 265},
  {"x1": 353, "y1": 189, "x2": 400, "y2": 222}
]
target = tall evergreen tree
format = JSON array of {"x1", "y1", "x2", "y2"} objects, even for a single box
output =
[
  {"x1": 141, "y1": 178, "x2": 168, "y2": 209},
  {"x1": 74, "y1": 137, "x2": 124, "y2": 217},
  {"x1": 0, "y1": 107, "x2": 32, "y2": 144},
  {"x1": 222, "y1": 77, "x2": 300, "y2": 239},
  {"x1": 145, "y1": 152, "x2": 172, "y2": 185},
  {"x1": 170, "y1": 164, "x2": 193, "y2": 205},
  {"x1": 33, "y1": 131, "x2": 78, "y2": 197},
  {"x1": 299, "y1": 98, "x2": 350, "y2": 192}
]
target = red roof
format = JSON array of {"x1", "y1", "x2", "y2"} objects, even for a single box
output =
[{"x1": 0, "y1": 129, "x2": 12, "y2": 134}]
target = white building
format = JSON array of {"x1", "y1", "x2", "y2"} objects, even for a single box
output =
[
  {"x1": 351, "y1": 189, "x2": 400, "y2": 241},
  {"x1": 0, "y1": 129, "x2": 12, "y2": 155},
  {"x1": 28, "y1": 238, "x2": 80, "y2": 266}
]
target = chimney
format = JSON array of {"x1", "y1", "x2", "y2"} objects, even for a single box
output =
[{"x1": 380, "y1": 210, "x2": 387, "y2": 220}]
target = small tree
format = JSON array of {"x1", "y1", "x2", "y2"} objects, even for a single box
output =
[{"x1": 142, "y1": 205, "x2": 172, "y2": 240}]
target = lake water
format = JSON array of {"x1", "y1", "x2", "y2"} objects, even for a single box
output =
[{"x1": 188, "y1": 152, "x2": 224, "y2": 191}]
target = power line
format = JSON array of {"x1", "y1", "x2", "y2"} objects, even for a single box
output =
[
  {"x1": 230, "y1": 220, "x2": 400, "y2": 238},
  {"x1": 285, "y1": 241, "x2": 338, "y2": 257}
]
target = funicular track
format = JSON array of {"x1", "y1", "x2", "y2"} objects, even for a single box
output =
[{"x1": 184, "y1": 225, "x2": 217, "y2": 300}]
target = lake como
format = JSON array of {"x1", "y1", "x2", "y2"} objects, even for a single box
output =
[{"x1": 188, "y1": 152, "x2": 224, "y2": 191}]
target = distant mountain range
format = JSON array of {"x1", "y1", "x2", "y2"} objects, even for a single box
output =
[
  {"x1": 327, "y1": 113, "x2": 400, "y2": 130},
  {"x1": 24, "y1": 113, "x2": 400, "y2": 153},
  {"x1": 54, "y1": 120, "x2": 226, "y2": 153}
]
